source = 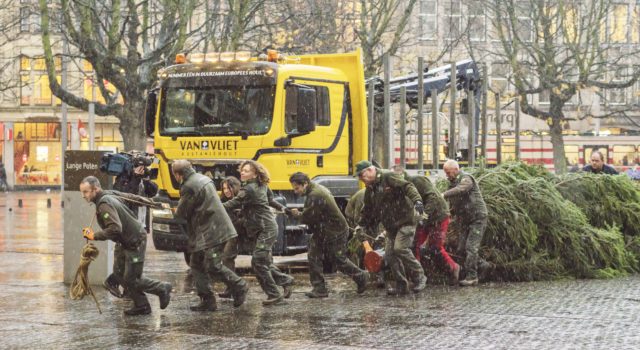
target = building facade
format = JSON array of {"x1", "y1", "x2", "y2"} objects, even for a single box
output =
[{"x1": 0, "y1": 1, "x2": 124, "y2": 188}]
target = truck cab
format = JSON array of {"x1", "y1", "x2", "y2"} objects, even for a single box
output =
[{"x1": 146, "y1": 50, "x2": 368, "y2": 255}]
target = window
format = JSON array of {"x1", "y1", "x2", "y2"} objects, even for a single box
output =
[
  {"x1": 609, "y1": 4, "x2": 628, "y2": 43},
  {"x1": 19, "y1": 56, "x2": 62, "y2": 106},
  {"x1": 49, "y1": 8, "x2": 62, "y2": 34},
  {"x1": 562, "y1": 4, "x2": 579, "y2": 44},
  {"x1": 160, "y1": 85, "x2": 276, "y2": 136},
  {"x1": 607, "y1": 66, "x2": 627, "y2": 105},
  {"x1": 490, "y1": 62, "x2": 510, "y2": 94},
  {"x1": 467, "y1": 1, "x2": 485, "y2": 41},
  {"x1": 284, "y1": 85, "x2": 330, "y2": 133},
  {"x1": 315, "y1": 86, "x2": 330, "y2": 126},
  {"x1": 612, "y1": 145, "x2": 636, "y2": 166},
  {"x1": 419, "y1": 0, "x2": 437, "y2": 40},
  {"x1": 515, "y1": 1, "x2": 533, "y2": 42},
  {"x1": 539, "y1": 89, "x2": 550, "y2": 105},
  {"x1": 564, "y1": 145, "x2": 579, "y2": 167},
  {"x1": 20, "y1": 7, "x2": 30, "y2": 32},
  {"x1": 632, "y1": 5, "x2": 640, "y2": 43},
  {"x1": 444, "y1": 0, "x2": 462, "y2": 40}
]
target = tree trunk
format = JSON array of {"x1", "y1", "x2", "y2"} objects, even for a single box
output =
[
  {"x1": 118, "y1": 104, "x2": 146, "y2": 152},
  {"x1": 549, "y1": 117, "x2": 566, "y2": 174}
]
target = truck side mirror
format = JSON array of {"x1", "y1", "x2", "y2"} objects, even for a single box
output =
[
  {"x1": 285, "y1": 84, "x2": 316, "y2": 134},
  {"x1": 144, "y1": 90, "x2": 158, "y2": 137}
]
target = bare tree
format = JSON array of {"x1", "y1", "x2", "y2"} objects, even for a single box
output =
[
  {"x1": 0, "y1": 0, "x2": 24, "y2": 93},
  {"x1": 487, "y1": 0, "x2": 640, "y2": 173},
  {"x1": 261, "y1": 0, "x2": 357, "y2": 54},
  {"x1": 356, "y1": 0, "x2": 418, "y2": 76},
  {"x1": 38, "y1": 0, "x2": 198, "y2": 150}
]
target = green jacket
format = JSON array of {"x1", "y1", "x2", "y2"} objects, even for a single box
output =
[
  {"x1": 221, "y1": 195, "x2": 246, "y2": 237},
  {"x1": 345, "y1": 188, "x2": 366, "y2": 228},
  {"x1": 223, "y1": 179, "x2": 278, "y2": 240},
  {"x1": 404, "y1": 173, "x2": 449, "y2": 225},
  {"x1": 359, "y1": 169, "x2": 422, "y2": 233},
  {"x1": 93, "y1": 191, "x2": 145, "y2": 250},
  {"x1": 175, "y1": 168, "x2": 237, "y2": 252},
  {"x1": 443, "y1": 171, "x2": 488, "y2": 222},
  {"x1": 299, "y1": 183, "x2": 348, "y2": 239}
]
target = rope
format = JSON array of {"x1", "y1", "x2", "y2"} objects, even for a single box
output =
[{"x1": 69, "y1": 243, "x2": 102, "y2": 314}]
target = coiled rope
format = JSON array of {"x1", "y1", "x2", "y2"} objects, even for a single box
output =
[{"x1": 69, "y1": 242, "x2": 102, "y2": 314}]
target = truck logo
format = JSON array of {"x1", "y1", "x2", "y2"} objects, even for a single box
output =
[
  {"x1": 286, "y1": 159, "x2": 310, "y2": 166},
  {"x1": 179, "y1": 140, "x2": 239, "y2": 151}
]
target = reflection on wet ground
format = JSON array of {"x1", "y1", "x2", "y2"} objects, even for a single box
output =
[{"x1": 1, "y1": 191, "x2": 640, "y2": 349}]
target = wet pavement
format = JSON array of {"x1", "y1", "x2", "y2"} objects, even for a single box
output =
[{"x1": 1, "y1": 191, "x2": 640, "y2": 349}]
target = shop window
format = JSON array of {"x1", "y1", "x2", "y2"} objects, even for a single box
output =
[
  {"x1": 612, "y1": 145, "x2": 636, "y2": 166},
  {"x1": 564, "y1": 144, "x2": 579, "y2": 169}
]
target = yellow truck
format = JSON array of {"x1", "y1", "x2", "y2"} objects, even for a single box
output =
[{"x1": 145, "y1": 49, "x2": 368, "y2": 255}]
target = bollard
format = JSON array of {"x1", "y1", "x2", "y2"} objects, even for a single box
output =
[
  {"x1": 47, "y1": 198, "x2": 52, "y2": 208},
  {"x1": 61, "y1": 200, "x2": 65, "y2": 208},
  {"x1": 18, "y1": 199, "x2": 23, "y2": 208}
]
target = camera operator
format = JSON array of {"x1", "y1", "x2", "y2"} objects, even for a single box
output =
[{"x1": 113, "y1": 162, "x2": 158, "y2": 226}]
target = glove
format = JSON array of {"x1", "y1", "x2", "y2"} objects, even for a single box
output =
[
  {"x1": 414, "y1": 201, "x2": 425, "y2": 215},
  {"x1": 284, "y1": 208, "x2": 293, "y2": 216},
  {"x1": 82, "y1": 227, "x2": 95, "y2": 240}
]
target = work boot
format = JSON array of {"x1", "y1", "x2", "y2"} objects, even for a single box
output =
[
  {"x1": 354, "y1": 272, "x2": 368, "y2": 294},
  {"x1": 218, "y1": 287, "x2": 232, "y2": 299},
  {"x1": 232, "y1": 282, "x2": 249, "y2": 308},
  {"x1": 103, "y1": 275, "x2": 123, "y2": 298},
  {"x1": 262, "y1": 294, "x2": 285, "y2": 305},
  {"x1": 459, "y1": 277, "x2": 479, "y2": 287},
  {"x1": 190, "y1": 295, "x2": 217, "y2": 312},
  {"x1": 449, "y1": 264, "x2": 461, "y2": 286},
  {"x1": 158, "y1": 282, "x2": 172, "y2": 310},
  {"x1": 282, "y1": 283, "x2": 294, "y2": 299},
  {"x1": 124, "y1": 304, "x2": 151, "y2": 316},
  {"x1": 305, "y1": 289, "x2": 329, "y2": 298},
  {"x1": 412, "y1": 274, "x2": 427, "y2": 293}
]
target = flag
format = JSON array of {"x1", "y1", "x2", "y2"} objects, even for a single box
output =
[{"x1": 78, "y1": 120, "x2": 87, "y2": 138}]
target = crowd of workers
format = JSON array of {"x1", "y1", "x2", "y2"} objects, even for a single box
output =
[{"x1": 77, "y1": 149, "x2": 620, "y2": 316}]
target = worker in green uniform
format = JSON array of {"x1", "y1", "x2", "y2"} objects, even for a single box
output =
[
  {"x1": 355, "y1": 160, "x2": 427, "y2": 295},
  {"x1": 223, "y1": 160, "x2": 294, "y2": 305},
  {"x1": 80, "y1": 176, "x2": 172, "y2": 316},
  {"x1": 391, "y1": 165, "x2": 460, "y2": 284},
  {"x1": 288, "y1": 172, "x2": 368, "y2": 298},
  {"x1": 171, "y1": 160, "x2": 249, "y2": 311},
  {"x1": 442, "y1": 159, "x2": 488, "y2": 286}
]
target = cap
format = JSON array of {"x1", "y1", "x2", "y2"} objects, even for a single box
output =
[{"x1": 354, "y1": 160, "x2": 373, "y2": 176}]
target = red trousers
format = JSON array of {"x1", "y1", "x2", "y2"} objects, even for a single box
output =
[{"x1": 414, "y1": 217, "x2": 457, "y2": 272}]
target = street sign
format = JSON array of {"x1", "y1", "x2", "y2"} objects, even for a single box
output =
[{"x1": 64, "y1": 150, "x2": 110, "y2": 191}]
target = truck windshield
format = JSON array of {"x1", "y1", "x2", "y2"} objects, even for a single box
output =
[{"x1": 159, "y1": 85, "x2": 275, "y2": 137}]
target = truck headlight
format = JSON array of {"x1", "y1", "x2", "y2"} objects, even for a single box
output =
[{"x1": 151, "y1": 208, "x2": 174, "y2": 219}]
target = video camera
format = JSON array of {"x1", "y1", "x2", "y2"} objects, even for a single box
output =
[{"x1": 99, "y1": 151, "x2": 154, "y2": 177}]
